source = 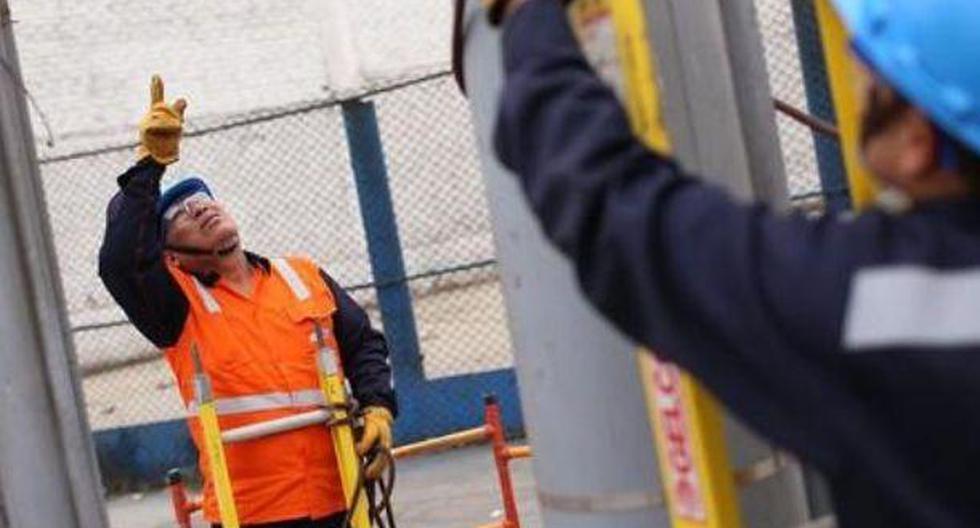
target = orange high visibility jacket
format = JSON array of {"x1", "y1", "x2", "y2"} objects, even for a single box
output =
[{"x1": 163, "y1": 256, "x2": 347, "y2": 524}]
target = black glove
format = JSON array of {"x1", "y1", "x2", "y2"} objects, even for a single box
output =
[
  {"x1": 452, "y1": 0, "x2": 570, "y2": 94},
  {"x1": 485, "y1": 0, "x2": 523, "y2": 26},
  {"x1": 452, "y1": 0, "x2": 537, "y2": 94}
]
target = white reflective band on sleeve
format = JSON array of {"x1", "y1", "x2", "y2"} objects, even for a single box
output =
[
  {"x1": 844, "y1": 265, "x2": 980, "y2": 350},
  {"x1": 192, "y1": 277, "x2": 221, "y2": 314},
  {"x1": 272, "y1": 258, "x2": 311, "y2": 301},
  {"x1": 187, "y1": 389, "x2": 326, "y2": 416}
]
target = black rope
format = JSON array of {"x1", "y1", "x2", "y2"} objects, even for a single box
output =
[
  {"x1": 372, "y1": 455, "x2": 397, "y2": 528},
  {"x1": 364, "y1": 449, "x2": 397, "y2": 528},
  {"x1": 342, "y1": 407, "x2": 397, "y2": 528}
]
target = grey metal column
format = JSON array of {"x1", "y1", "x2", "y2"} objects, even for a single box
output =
[
  {"x1": 462, "y1": 0, "x2": 811, "y2": 526},
  {"x1": 645, "y1": 0, "x2": 810, "y2": 525},
  {"x1": 648, "y1": 0, "x2": 788, "y2": 203},
  {"x1": 460, "y1": 2, "x2": 668, "y2": 527},
  {"x1": 0, "y1": 2, "x2": 107, "y2": 526}
]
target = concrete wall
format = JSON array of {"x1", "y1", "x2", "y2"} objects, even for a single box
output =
[{"x1": 9, "y1": 0, "x2": 451, "y2": 154}]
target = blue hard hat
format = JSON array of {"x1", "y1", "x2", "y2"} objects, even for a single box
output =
[
  {"x1": 833, "y1": 0, "x2": 980, "y2": 155},
  {"x1": 157, "y1": 175, "x2": 214, "y2": 236}
]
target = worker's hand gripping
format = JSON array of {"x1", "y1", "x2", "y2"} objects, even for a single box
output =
[
  {"x1": 453, "y1": 0, "x2": 572, "y2": 93},
  {"x1": 453, "y1": 0, "x2": 530, "y2": 92},
  {"x1": 356, "y1": 406, "x2": 394, "y2": 480},
  {"x1": 137, "y1": 75, "x2": 187, "y2": 165}
]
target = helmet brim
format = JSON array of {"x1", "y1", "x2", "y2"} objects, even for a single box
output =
[{"x1": 829, "y1": 0, "x2": 865, "y2": 32}]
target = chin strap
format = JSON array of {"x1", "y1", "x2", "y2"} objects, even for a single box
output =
[
  {"x1": 937, "y1": 129, "x2": 961, "y2": 172},
  {"x1": 165, "y1": 243, "x2": 238, "y2": 258}
]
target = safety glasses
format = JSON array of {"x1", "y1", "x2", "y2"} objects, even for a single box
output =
[{"x1": 163, "y1": 191, "x2": 215, "y2": 223}]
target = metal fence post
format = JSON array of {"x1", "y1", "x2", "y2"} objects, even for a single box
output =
[
  {"x1": 0, "y1": 1, "x2": 107, "y2": 525},
  {"x1": 791, "y1": 0, "x2": 851, "y2": 213},
  {"x1": 341, "y1": 99, "x2": 425, "y2": 400}
]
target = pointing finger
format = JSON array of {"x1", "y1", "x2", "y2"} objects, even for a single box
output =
[{"x1": 150, "y1": 75, "x2": 164, "y2": 105}]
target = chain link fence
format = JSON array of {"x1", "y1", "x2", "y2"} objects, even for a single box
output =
[
  {"x1": 19, "y1": 0, "x2": 848, "y2": 488},
  {"x1": 39, "y1": 72, "x2": 514, "y2": 436},
  {"x1": 755, "y1": 0, "x2": 848, "y2": 213},
  {"x1": 374, "y1": 78, "x2": 512, "y2": 379},
  {"x1": 756, "y1": 0, "x2": 819, "y2": 198}
]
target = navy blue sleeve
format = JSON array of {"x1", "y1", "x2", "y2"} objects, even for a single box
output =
[
  {"x1": 494, "y1": 0, "x2": 865, "y2": 468},
  {"x1": 320, "y1": 270, "x2": 398, "y2": 416},
  {"x1": 98, "y1": 160, "x2": 189, "y2": 348}
]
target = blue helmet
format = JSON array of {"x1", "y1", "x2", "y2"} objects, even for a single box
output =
[
  {"x1": 833, "y1": 0, "x2": 980, "y2": 155},
  {"x1": 157, "y1": 175, "x2": 214, "y2": 237}
]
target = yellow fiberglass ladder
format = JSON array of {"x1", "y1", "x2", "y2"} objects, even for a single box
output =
[
  {"x1": 814, "y1": 0, "x2": 877, "y2": 209},
  {"x1": 189, "y1": 338, "x2": 371, "y2": 528},
  {"x1": 565, "y1": 1, "x2": 743, "y2": 526}
]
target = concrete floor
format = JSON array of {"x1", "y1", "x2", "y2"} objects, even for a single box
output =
[{"x1": 106, "y1": 444, "x2": 542, "y2": 528}]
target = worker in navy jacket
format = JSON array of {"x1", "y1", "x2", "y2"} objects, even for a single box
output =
[{"x1": 487, "y1": 0, "x2": 980, "y2": 526}]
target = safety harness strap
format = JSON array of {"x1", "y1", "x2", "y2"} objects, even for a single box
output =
[
  {"x1": 189, "y1": 257, "x2": 311, "y2": 315},
  {"x1": 272, "y1": 258, "x2": 312, "y2": 301},
  {"x1": 192, "y1": 276, "x2": 221, "y2": 314}
]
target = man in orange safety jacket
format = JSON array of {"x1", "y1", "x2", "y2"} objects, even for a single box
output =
[{"x1": 99, "y1": 76, "x2": 397, "y2": 528}]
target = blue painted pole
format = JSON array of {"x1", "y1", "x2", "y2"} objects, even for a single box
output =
[
  {"x1": 342, "y1": 99, "x2": 423, "y2": 380},
  {"x1": 342, "y1": 99, "x2": 427, "y2": 439},
  {"x1": 341, "y1": 99, "x2": 524, "y2": 442},
  {"x1": 792, "y1": 0, "x2": 852, "y2": 213}
]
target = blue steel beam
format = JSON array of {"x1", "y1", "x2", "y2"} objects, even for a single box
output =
[{"x1": 791, "y1": 0, "x2": 852, "y2": 213}]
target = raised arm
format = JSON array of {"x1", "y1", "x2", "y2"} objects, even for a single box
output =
[
  {"x1": 493, "y1": 0, "x2": 868, "y2": 467},
  {"x1": 320, "y1": 270, "x2": 397, "y2": 415},
  {"x1": 99, "y1": 160, "x2": 189, "y2": 347},
  {"x1": 98, "y1": 76, "x2": 190, "y2": 347}
]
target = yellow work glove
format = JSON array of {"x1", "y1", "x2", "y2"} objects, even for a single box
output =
[
  {"x1": 136, "y1": 75, "x2": 187, "y2": 165},
  {"x1": 355, "y1": 406, "x2": 394, "y2": 480}
]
